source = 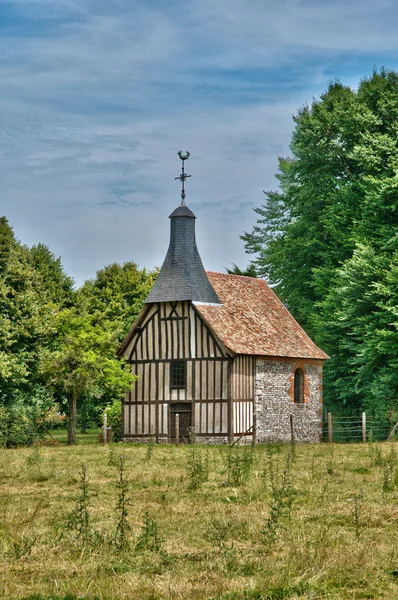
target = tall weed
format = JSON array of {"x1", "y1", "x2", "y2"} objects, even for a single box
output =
[
  {"x1": 261, "y1": 446, "x2": 295, "y2": 547},
  {"x1": 349, "y1": 492, "x2": 363, "y2": 539},
  {"x1": 225, "y1": 445, "x2": 254, "y2": 486},
  {"x1": 187, "y1": 442, "x2": 209, "y2": 490},
  {"x1": 145, "y1": 435, "x2": 155, "y2": 462},
  {"x1": 65, "y1": 464, "x2": 99, "y2": 548},
  {"x1": 113, "y1": 455, "x2": 131, "y2": 551},
  {"x1": 135, "y1": 512, "x2": 163, "y2": 552}
]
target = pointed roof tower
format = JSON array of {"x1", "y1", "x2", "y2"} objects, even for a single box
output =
[{"x1": 145, "y1": 152, "x2": 221, "y2": 305}]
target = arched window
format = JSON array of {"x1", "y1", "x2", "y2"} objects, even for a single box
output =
[{"x1": 294, "y1": 368, "x2": 304, "y2": 404}]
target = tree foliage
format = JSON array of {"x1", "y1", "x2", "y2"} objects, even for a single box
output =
[
  {"x1": 320, "y1": 243, "x2": 398, "y2": 418},
  {"x1": 243, "y1": 69, "x2": 398, "y2": 417},
  {"x1": 226, "y1": 263, "x2": 258, "y2": 277},
  {"x1": 0, "y1": 221, "x2": 152, "y2": 444},
  {"x1": 0, "y1": 219, "x2": 72, "y2": 402},
  {"x1": 79, "y1": 262, "x2": 158, "y2": 342},
  {"x1": 40, "y1": 300, "x2": 134, "y2": 445}
]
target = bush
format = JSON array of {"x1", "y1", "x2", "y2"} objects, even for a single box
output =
[
  {"x1": 0, "y1": 402, "x2": 37, "y2": 447},
  {"x1": 7, "y1": 404, "x2": 37, "y2": 447},
  {"x1": 105, "y1": 400, "x2": 122, "y2": 442},
  {"x1": 0, "y1": 393, "x2": 62, "y2": 447}
]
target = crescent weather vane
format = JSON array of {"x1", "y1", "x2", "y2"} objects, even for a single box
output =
[{"x1": 175, "y1": 151, "x2": 191, "y2": 205}]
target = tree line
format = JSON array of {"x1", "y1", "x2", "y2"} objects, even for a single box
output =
[
  {"x1": 243, "y1": 68, "x2": 398, "y2": 423},
  {"x1": 0, "y1": 216, "x2": 157, "y2": 445}
]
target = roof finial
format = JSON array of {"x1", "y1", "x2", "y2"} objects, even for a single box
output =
[{"x1": 175, "y1": 151, "x2": 191, "y2": 205}]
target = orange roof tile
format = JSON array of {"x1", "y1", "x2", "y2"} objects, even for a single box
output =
[{"x1": 194, "y1": 272, "x2": 329, "y2": 360}]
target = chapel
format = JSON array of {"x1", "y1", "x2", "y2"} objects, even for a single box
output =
[{"x1": 119, "y1": 155, "x2": 328, "y2": 443}]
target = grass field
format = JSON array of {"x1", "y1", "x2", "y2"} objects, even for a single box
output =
[{"x1": 1, "y1": 436, "x2": 398, "y2": 600}]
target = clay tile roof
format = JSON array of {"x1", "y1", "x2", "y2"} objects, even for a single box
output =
[{"x1": 194, "y1": 272, "x2": 329, "y2": 360}]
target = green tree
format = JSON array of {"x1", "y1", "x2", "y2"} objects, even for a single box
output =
[
  {"x1": 79, "y1": 261, "x2": 157, "y2": 342},
  {"x1": 40, "y1": 300, "x2": 134, "y2": 445},
  {"x1": 65, "y1": 261, "x2": 156, "y2": 437},
  {"x1": 242, "y1": 80, "x2": 363, "y2": 332},
  {"x1": 0, "y1": 226, "x2": 56, "y2": 402},
  {"x1": 319, "y1": 243, "x2": 398, "y2": 419},
  {"x1": 0, "y1": 218, "x2": 75, "y2": 403},
  {"x1": 29, "y1": 243, "x2": 74, "y2": 306},
  {"x1": 226, "y1": 263, "x2": 258, "y2": 277},
  {"x1": 0, "y1": 220, "x2": 145, "y2": 444},
  {"x1": 0, "y1": 217, "x2": 17, "y2": 274},
  {"x1": 242, "y1": 69, "x2": 398, "y2": 416}
]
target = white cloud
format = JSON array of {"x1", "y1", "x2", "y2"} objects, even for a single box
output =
[{"x1": 1, "y1": 0, "x2": 398, "y2": 284}]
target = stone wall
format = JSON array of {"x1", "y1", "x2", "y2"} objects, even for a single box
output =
[
  {"x1": 255, "y1": 359, "x2": 323, "y2": 443},
  {"x1": 123, "y1": 435, "x2": 253, "y2": 445},
  {"x1": 122, "y1": 435, "x2": 230, "y2": 445},
  {"x1": 197, "y1": 435, "x2": 253, "y2": 445},
  {"x1": 196, "y1": 436, "x2": 229, "y2": 445}
]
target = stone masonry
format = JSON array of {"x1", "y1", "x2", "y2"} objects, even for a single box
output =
[{"x1": 255, "y1": 359, "x2": 323, "y2": 443}]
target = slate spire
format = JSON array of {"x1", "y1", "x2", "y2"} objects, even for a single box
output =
[{"x1": 145, "y1": 154, "x2": 221, "y2": 305}]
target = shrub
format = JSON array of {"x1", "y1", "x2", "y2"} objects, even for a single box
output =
[
  {"x1": 105, "y1": 400, "x2": 122, "y2": 442},
  {"x1": 0, "y1": 394, "x2": 61, "y2": 447},
  {"x1": 2, "y1": 403, "x2": 37, "y2": 447}
]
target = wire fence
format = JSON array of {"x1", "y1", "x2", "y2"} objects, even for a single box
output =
[{"x1": 322, "y1": 411, "x2": 395, "y2": 443}]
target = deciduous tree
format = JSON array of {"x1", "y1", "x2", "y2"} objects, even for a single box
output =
[
  {"x1": 242, "y1": 69, "x2": 398, "y2": 416},
  {"x1": 79, "y1": 261, "x2": 157, "y2": 342},
  {"x1": 40, "y1": 301, "x2": 134, "y2": 445}
]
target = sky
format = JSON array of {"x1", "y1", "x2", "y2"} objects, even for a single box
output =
[{"x1": 1, "y1": 0, "x2": 398, "y2": 286}]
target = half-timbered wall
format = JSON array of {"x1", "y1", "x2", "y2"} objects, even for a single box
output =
[
  {"x1": 122, "y1": 301, "x2": 230, "y2": 440},
  {"x1": 231, "y1": 355, "x2": 255, "y2": 436}
]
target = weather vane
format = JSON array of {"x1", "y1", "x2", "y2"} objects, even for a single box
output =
[{"x1": 175, "y1": 151, "x2": 191, "y2": 205}]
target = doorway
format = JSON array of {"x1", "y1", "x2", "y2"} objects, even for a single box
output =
[{"x1": 170, "y1": 403, "x2": 192, "y2": 443}]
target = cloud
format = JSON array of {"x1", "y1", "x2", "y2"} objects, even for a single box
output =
[{"x1": 0, "y1": 0, "x2": 398, "y2": 284}]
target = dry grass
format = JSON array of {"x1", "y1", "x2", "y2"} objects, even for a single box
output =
[{"x1": 0, "y1": 439, "x2": 398, "y2": 600}]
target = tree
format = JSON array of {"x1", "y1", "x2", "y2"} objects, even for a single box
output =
[
  {"x1": 62, "y1": 261, "x2": 156, "y2": 438},
  {"x1": 242, "y1": 69, "x2": 398, "y2": 416},
  {"x1": 79, "y1": 261, "x2": 157, "y2": 342},
  {"x1": 0, "y1": 218, "x2": 75, "y2": 404},
  {"x1": 29, "y1": 243, "x2": 74, "y2": 306},
  {"x1": 0, "y1": 217, "x2": 17, "y2": 274},
  {"x1": 0, "y1": 224, "x2": 57, "y2": 402},
  {"x1": 242, "y1": 81, "x2": 360, "y2": 333},
  {"x1": 0, "y1": 221, "x2": 147, "y2": 444},
  {"x1": 40, "y1": 301, "x2": 134, "y2": 445},
  {"x1": 319, "y1": 243, "x2": 398, "y2": 419},
  {"x1": 226, "y1": 263, "x2": 258, "y2": 277}
]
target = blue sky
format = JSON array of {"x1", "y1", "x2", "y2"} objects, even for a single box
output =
[{"x1": 1, "y1": 0, "x2": 398, "y2": 285}]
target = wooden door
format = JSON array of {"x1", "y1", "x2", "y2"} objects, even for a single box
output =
[{"x1": 170, "y1": 403, "x2": 192, "y2": 442}]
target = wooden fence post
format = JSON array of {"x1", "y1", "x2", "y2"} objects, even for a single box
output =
[
  {"x1": 328, "y1": 412, "x2": 333, "y2": 443},
  {"x1": 175, "y1": 414, "x2": 180, "y2": 445},
  {"x1": 103, "y1": 412, "x2": 108, "y2": 446},
  {"x1": 362, "y1": 412, "x2": 366, "y2": 443},
  {"x1": 290, "y1": 414, "x2": 295, "y2": 445},
  {"x1": 252, "y1": 412, "x2": 257, "y2": 447}
]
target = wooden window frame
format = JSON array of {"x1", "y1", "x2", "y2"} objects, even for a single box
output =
[
  {"x1": 293, "y1": 368, "x2": 304, "y2": 404},
  {"x1": 170, "y1": 360, "x2": 186, "y2": 389}
]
